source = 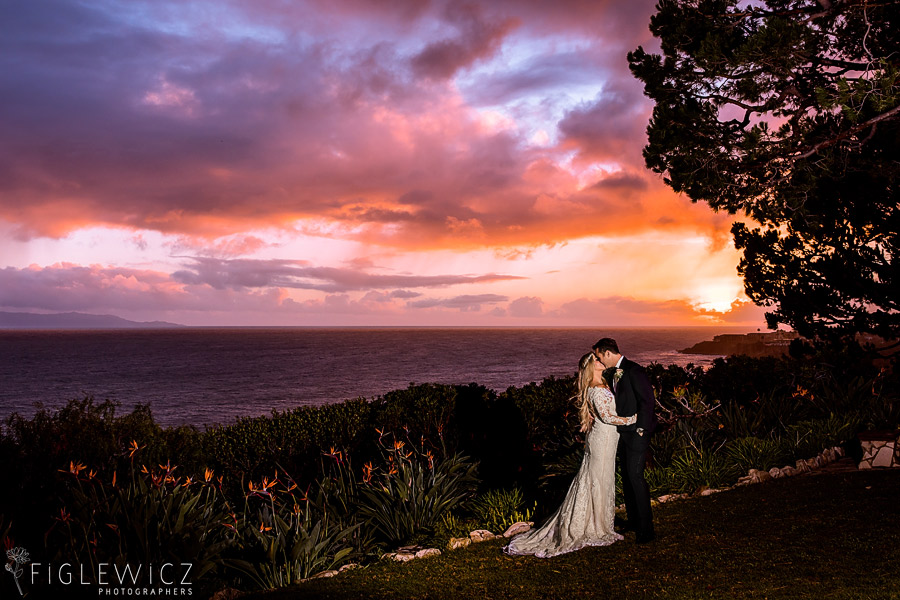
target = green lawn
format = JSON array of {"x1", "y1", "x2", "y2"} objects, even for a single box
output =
[{"x1": 241, "y1": 468, "x2": 900, "y2": 600}]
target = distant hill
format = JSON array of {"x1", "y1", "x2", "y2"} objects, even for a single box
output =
[
  {"x1": 0, "y1": 311, "x2": 184, "y2": 329},
  {"x1": 680, "y1": 331, "x2": 799, "y2": 358}
]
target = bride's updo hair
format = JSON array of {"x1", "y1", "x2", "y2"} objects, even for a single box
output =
[{"x1": 575, "y1": 352, "x2": 606, "y2": 432}]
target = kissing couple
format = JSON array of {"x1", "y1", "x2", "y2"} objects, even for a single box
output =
[{"x1": 505, "y1": 337, "x2": 658, "y2": 557}]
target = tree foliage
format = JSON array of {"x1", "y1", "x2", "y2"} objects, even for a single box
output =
[{"x1": 629, "y1": 0, "x2": 899, "y2": 341}]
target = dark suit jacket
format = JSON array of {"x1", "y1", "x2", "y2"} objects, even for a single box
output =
[{"x1": 614, "y1": 358, "x2": 658, "y2": 434}]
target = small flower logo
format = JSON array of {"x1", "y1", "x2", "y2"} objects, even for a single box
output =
[{"x1": 5, "y1": 546, "x2": 29, "y2": 596}]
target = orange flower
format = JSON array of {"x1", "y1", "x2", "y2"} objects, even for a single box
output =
[
  {"x1": 259, "y1": 520, "x2": 272, "y2": 533},
  {"x1": 204, "y1": 468, "x2": 214, "y2": 482},
  {"x1": 60, "y1": 461, "x2": 87, "y2": 476},
  {"x1": 111, "y1": 471, "x2": 117, "y2": 488},
  {"x1": 127, "y1": 440, "x2": 143, "y2": 459}
]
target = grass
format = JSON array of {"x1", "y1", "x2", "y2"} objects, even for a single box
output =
[{"x1": 237, "y1": 468, "x2": 900, "y2": 600}]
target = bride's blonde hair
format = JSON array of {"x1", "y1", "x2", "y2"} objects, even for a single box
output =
[{"x1": 575, "y1": 352, "x2": 607, "y2": 432}]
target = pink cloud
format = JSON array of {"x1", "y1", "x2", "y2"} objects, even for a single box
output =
[{"x1": 0, "y1": 0, "x2": 724, "y2": 251}]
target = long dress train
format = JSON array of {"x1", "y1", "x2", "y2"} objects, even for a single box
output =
[{"x1": 504, "y1": 386, "x2": 635, "y2": 557}]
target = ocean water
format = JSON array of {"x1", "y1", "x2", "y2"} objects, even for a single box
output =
[{"x1": 0, "y1": 327, "x2": 749, "y2": 427}]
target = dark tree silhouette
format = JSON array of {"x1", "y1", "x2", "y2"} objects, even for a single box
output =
[{"x1": 629, "y1": 0, "x2": 899, "y2": 342}]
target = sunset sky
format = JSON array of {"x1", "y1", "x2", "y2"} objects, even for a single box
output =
[{"x1": 0, "y1": 0, "x2": 769, "y2": 327}]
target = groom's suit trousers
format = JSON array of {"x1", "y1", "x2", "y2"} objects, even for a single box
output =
[{"x1": 619, "y1": 431, "x2": 654, "y2": 538}]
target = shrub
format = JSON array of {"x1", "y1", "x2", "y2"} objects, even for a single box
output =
[
  {"x1": 227, "y1": 497, "x2": 358, "y2": 589},
  {"x1": 356, "y1": 434, "x2": 479, "y2": 546},
  {"x1": 644, "y1": 466, "x2": 676, "y2": 497},
  {"x1": 468, "y1": 488, "x2": 536, "y2": 535},
  {"x1": 725, "y1": 436, "x2": 792, "y2": 473},
  {"x1": 668, "y1": 448, "x2": 740, "y2": 493},
  {"x1": 435, "y1": 511, "x2": 476, "y2": 540},
  {"x1": 46, "y1": 458, "x2": 232, "y2": 588},
  {"x1": 714, "y1": 402, "x2": 774, "y2": 439},
  {"x1": 785, "y1": 414, "x2": 863, "y2": 459}
]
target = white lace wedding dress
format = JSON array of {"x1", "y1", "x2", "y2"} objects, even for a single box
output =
[{"x1": 504, "y1": 386, "x2": 636, "y2": 557}]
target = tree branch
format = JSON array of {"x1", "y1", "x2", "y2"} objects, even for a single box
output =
[{"x1": 793, "y1": 103, "x2": 900, "y2": 160}]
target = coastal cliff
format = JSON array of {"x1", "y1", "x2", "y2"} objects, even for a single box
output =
[{"x1": 680, "y1": 331, "x2": 799, "y2": 358}]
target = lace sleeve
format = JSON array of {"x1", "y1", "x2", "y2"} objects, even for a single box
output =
[{"x1": 590, "y1": 387, "x2": 637, "y2": 426}]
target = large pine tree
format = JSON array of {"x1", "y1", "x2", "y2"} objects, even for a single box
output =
[{"x1": 629, "y1": 0, "x2": 899, "y2": 341}]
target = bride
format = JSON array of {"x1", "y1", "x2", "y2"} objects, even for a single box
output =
[{"x1": 504, "y1": 352, "x2": 636, "y2": 557}]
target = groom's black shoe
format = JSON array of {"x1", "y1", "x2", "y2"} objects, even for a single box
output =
[{"x1": 635, "y1": 531, "x2": 656, "y2": 544}]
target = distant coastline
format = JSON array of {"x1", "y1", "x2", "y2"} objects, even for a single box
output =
[
  {"x1": 0, "y1": 311, "x2": 184, "y2": 329},
  {"x1": 680, "y1": 331, "x2": 799, "y2": 358}
]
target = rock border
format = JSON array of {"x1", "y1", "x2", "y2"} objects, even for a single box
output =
[{"x1": 651, "y1": 445, "x2": 848, "y2": 506}]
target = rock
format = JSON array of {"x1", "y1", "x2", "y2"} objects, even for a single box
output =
[
  {"x1": 448, "y1": 537, "x2": 472, "y2": 550},
  {"x1": 873, "y1": 445, "x2": 895, "y2": 468},
  {"x1": 699, "y1": 488, "x2": 724, "y2": 496},
  {"x1": 469, "y1": 529, "x2": 496, "y2": 542},
  {"x1": 781, "y1": 466, "x2": 797, "y2": 477},
  {"x1": 384, "y1": 552, "x2": 416, "y2": 562},
  {"x1": 503, "y1": 522, "x2": 533, "y2": 538},
  {"x1": 756, "y1": 470, "x2": 772, "y2": 483},
  {"x1": 415, "y1": 548, "x2": 441, "y2": 559},
  {"x1": 813, "y1": 456, "x2": 825, "y2": 468},
  {"x1": 834, "y1": 446, "x2": 845, "y2": 458},
  {"x1": 794, "y1": 460, "x2": 811, "y2": 473},
  {"x1": 338, "y1": 564, "x2": 359, "y2": 572},
  {"x1": 313, "y1": 570, "x2": 338, "y2": 579},
  {"x1": 210, "y1": 589, "x2": 242, "y2": 600},
  {"x1": 657, "y1": 493, "x2": 690, "y2": 502},
  {"x1": 768, "y1": 467, "x2": 783, "y2": 479}
]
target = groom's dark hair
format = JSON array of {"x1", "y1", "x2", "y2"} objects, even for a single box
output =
[{"x1": 592, "y1": 338, "x2": 619, "y2": 354}]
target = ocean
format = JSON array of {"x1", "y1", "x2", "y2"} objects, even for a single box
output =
[{"x1": 0, "y1": 327, "x2": 749, "y2": 427}]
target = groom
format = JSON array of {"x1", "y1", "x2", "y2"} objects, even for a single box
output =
[{"x1": 593, "y1": 337, "x2": 658, "y2": 543}]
